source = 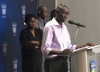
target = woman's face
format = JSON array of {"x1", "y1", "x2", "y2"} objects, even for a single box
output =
[{"x1": 27, "y1": 17, "x2": 36, "y2": 29}]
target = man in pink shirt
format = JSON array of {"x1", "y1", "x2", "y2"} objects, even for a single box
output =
[{"x1": 41, "y1": 4, "x2": 94, "y2": 72}]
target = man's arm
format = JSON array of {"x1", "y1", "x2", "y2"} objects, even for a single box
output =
[
  {"x1": 76, "y1": 42, "x2": 94, "y2": 49},
  {"x1": 49, "y1": 49, "x2": 70, "y2": 55},
  {"x1": 42, "y1": 25, "x2": 72, "y2": 56},
  {"x1": 41, "y1": 25, "x2": 54, "y2": 56},
  {"x1": 20, "y1": 30, "x2": 35, "y2": 50}
]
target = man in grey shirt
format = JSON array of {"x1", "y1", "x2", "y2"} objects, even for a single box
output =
[
  {"x1": 36, "y1": 6, "x2": 48, "y2": 31},
  {"x1": 36, "y1": 6, "x2": 48, "y2": 72}
]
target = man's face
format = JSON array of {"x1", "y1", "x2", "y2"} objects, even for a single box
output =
[
  {"x1": 57, "y1": 7, "x2": 69, "y2": 22},
  {"x1": 40, "y1": 7, "x2": 48, "y2": 19}
]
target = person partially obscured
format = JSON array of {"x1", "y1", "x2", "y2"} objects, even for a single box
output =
[
  {"x1": 20, "y1": 14, "x2": 43, "y2": 72},
  {"x1": 36, "y1": 6, "x2": 48, "y2": 31},
  {"x1": 50, "y1": 9, "x2": 57, "y2": 19}
]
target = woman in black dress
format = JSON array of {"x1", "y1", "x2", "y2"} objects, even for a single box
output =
[{"x1": 20, "y1": 14, "x2": 43, "y2": 72}]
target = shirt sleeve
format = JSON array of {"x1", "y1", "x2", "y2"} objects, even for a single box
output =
[
  {"x1": 20, "y1": 30, "x2": 35, "y2": 50},
  {"x1": 36, "y1": 20, "x2": 39, "y2": 28},
  {"x1": 68, "y1": 44, "x2": 77, "y2": 50},
  {"x1": 66, "y1": 38, "x2": 77, "y2": 50},
  {"x1": 41, "y1": 25, "x2": 53, "y2": 56}
]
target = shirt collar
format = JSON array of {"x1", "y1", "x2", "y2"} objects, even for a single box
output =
[
  {"x1": 52, "y1": 17, "x2": 64, "y2": 27},
  {"x1": 37, "y1": 17, "x2": 46, "y2": 23}
]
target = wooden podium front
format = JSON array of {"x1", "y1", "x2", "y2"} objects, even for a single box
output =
[{"x1": 71, "y1": 45, "x2": 100, "y2": 72}]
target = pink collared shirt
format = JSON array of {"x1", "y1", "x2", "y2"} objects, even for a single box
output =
[{"x1": 41, "y1": 18, "x2": 77, "y2": 58}]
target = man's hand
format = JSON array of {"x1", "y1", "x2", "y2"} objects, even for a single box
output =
[
  {"x1": 76, "y1": 45, "x2": 84, "y2": 49},
  {"x1": 49, "y1": 49, "x2": 70, "y2": 55},
  {"x1": 85, "y1": 42, "x2": 94, "y2": 46},
  {"x1": 76, "y1": 42, "x2": 94, "y2": 49},
  {"x1": 61, "y1": 49, "x2": 70, "y2": 55}
]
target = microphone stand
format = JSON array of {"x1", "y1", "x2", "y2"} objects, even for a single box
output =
[{"x1": 68, "y1": 26, "x2": 80, "y2": 72}]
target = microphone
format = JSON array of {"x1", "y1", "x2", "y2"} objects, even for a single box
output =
[{"x1": 68, "y1": 20, "x2": 86, "y2": 28}]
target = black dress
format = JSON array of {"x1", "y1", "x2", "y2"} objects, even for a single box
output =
[{"x1": 20, "y1": 28, "x2": 43, "y2": 72}]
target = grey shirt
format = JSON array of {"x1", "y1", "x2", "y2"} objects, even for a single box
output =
[{"x1": 36, "y1": 17, "x2": 46, "y2": 31}]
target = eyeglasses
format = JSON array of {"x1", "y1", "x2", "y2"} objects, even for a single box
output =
[
  {"x1": 59, "y1": 11, "x2": 70, "y2": 15},
  {"x1": 43, "y1": 11, "x2": 49, "y2": 14}
]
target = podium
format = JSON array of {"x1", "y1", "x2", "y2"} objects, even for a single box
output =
[{"x1": 71, "y1": 45, "x2": 100, "y2": 72}]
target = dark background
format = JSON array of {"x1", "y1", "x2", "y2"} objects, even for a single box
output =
[{"x1": 0, "y1": 0, "x2": 37, "y2": 72}]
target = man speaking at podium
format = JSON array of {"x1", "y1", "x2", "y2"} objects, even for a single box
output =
[{"x1": 41, "y1": 4, "x2": 94, "y2": 72}]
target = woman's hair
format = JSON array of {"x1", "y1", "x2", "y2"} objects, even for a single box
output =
[{"x1": 24, "y1": 14, "x2": 36, "y2": 23}]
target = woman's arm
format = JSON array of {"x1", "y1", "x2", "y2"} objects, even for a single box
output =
[{"x1": 20, "y1": 30, "x2": 36, "y2": 50}]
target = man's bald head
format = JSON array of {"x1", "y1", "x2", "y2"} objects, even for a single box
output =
[{"x1": 38, "y1": 6, "x2": 48, "y2": 20}]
